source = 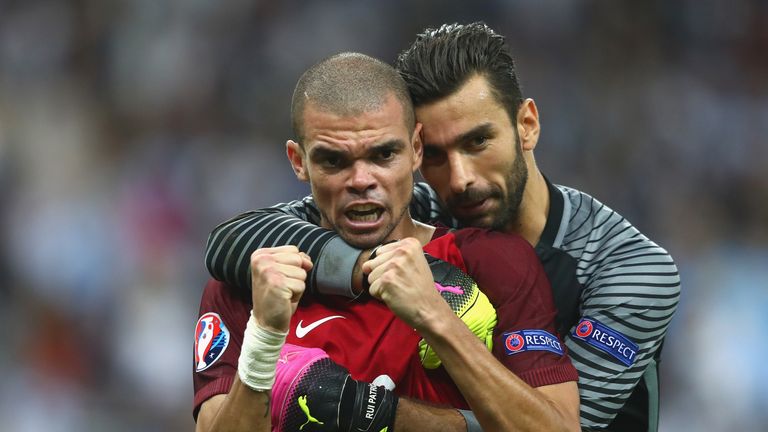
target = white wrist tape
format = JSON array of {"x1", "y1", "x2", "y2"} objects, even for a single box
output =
[{"x1": 237, "y1": 313, "x2": 288, "y2": 391}]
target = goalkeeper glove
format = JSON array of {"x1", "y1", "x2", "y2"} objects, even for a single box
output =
[
  {"x1": 419, "y1": 254, "x2": 498, "y2": 369},
  {"x1": 272, "y1": 343, "x2": 398, "y2": 432}
]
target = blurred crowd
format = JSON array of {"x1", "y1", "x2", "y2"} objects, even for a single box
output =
[{"x1": 0, "y1": 1, "x2": 765, "y2": 431}]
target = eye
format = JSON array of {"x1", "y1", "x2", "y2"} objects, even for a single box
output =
[
  {"x1": 373, "y1": 147, "x2": 398, "y2": 164},
  {"x1": 320, "y1": 155, "x2": 341, "y2": 168},
  {"x1": 378, "y1": 148, "x2": 395, "y2": 161},
  {"x1": 471, "y1": 136, "x2": 488, "y2": 148}
]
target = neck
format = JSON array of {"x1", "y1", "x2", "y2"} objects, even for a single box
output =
[
  {"x1": 412, "y1": 220, "x2": 437, "y2": 245},
  {"x1": 506, "y1": 163, "x2": 549, "y2": 246},
  {"x1": 392, "y1": 216, "x2": 436, "y2": 246}
]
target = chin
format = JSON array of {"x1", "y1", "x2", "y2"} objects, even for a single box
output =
[
  {"x1": 455, "y1": 215, "x2": 492, "y2": 229},
  {"x1": 477, "y1": 219, "x2": 495, "y2": 229},
  {"x1": 339, "y1": 232, "x2": 382, "y2": 250}
]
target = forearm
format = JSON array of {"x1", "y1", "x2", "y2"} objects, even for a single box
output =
[
  {"x1": 395, "y1": 398, "x2": 466, "y2": 432},
  {"x1": 205, "y1": 209, "x2": 337, "y2": 290},
  {"x1": 196, "y1": 379, "x2": 271, "y2": 432},
  {"x1": 421, "y1": 307, "x2": 578, "y2": 432},
  {"x1": 206, "y1": 185, "x2": 441, "y2": 296}
]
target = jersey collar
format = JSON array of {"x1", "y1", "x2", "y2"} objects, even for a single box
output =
[{"x1": 538, "y1": 176, "x2": 567, "y2": 249}]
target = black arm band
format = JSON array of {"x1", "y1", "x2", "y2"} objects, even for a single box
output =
[{"x1": 315, "y1": 236, "x2": 362, "y2": 298}]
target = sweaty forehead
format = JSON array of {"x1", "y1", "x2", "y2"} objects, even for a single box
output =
[{"x1": 302, "y1": 97, "x2": 409, "y2": 150}]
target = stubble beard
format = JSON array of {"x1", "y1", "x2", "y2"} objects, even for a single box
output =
[
  {"x1": 448, "y1": 135, "x2": 528, "y2": 231},
  {"x1": 490, "y1": 142, "x2": 528, "y2": 231}
]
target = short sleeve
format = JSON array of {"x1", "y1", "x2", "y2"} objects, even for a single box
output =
[
  {"x1": 454, "y1": 228, "x2": 578, "y2": 387},
  {"x1": 192, "y1": 279, "x2": 251, "y2": 420}
]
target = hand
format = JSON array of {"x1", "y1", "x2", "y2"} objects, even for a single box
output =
[
  {"x1": 363, "y1": 238, "x2": 446, "y2": 331},
  {"x1": 250, "y1": 246, "x2": 313, "y2": 333},
  {"x1": 271, "y1": 344, "x2": 398, "y2": 432},
  {"x1": 363, "y1": 239, "x2": 498, "y2": 369}
]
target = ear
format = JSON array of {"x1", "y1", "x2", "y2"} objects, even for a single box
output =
[
  {"x1": 516, "y1": 98, "x2": 540, "y2": 152},
  {"x1": 286, "y1": 140, "x2": 309, "y2": 182},
  {"x1": 410, "y1": 122, "x2": 423, "y2": 171}
]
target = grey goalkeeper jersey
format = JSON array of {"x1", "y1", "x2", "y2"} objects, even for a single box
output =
[{"x1": 205, "y1": 180, "x2": 680, "y2": 430}]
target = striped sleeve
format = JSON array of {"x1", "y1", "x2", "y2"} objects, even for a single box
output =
[
  {"x1": 204, "y1": 196, "x2": 336, "y2": 291},
  {"x1": 410, "y1": 182, "x2": 456, "y2": 226},
  {"x1": 559, "y1": 189, "x2": 681, "y2": 428}
]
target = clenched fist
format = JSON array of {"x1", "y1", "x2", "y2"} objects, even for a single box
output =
[
  {"x1": 362, "y1": 238, "x2": 497, "y2": 369},
  {"x1": 250, "y1": 246, "x2": 313, "y2": 333},
  {"x1": 362, "y1": 238, "x2": 446, "y2": 331}
]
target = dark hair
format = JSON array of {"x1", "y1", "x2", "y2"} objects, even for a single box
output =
[
  {"x1": 291, "y1": 52, "x2": 415, "y2": 143},
  {"x1": 395, "y1": 22, "x2": 523, "y2": 121}
]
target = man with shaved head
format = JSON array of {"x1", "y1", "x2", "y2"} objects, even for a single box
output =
[{"x1": 287, "y1": 53, "x2": 417, "y2": 249}]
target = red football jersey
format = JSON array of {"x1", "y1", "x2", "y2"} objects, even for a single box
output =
[
  {"x1": 193, "y1": 227, "x2": 577, "y2": 418},
  {"x1": 426, "y1": 227, "x2": 577, "y2": 386}
]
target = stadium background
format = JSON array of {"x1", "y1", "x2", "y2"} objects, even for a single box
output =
[{"x1": 0, "y1": 1, "x2": 765, "y2": 431}]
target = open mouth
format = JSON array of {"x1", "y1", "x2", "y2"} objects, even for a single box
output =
[{"x1": 345, "y1": 204, "x2": 384, "y2": 222}]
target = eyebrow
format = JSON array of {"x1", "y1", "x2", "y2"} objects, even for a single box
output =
[
  {"x1": 308, "y1": 139, "x2": 406, "y2": 160},
  {"x1": 308, "y1": 145, "x2": 344, "y2": 161},
  {"x1": 455, "y1": 122, "x2": 495, "y2": 144},
  {"x1": 370, "y1": 139, "x2": 406, "y2": 154}
]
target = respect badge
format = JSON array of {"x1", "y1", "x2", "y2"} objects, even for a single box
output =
[
  {"x1": 503, "y1": 329, "x2": 565, "y2": 356},
  {"x1": 572, "y1": 317, "x2": 638, "y2": 367}
]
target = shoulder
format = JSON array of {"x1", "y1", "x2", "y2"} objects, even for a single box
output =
[
  {"x1": 554, "y1": 185, "x2": 679, "y2": 298},
  {"x1": 452, "y1": 227, "x2": 537, "y2": 259},
  {"x1": 199, "y1": 278, "x2": 251, "y2": 322},
  {"x1": 557, "y1": 184, "x2": 637, "y2": 241},
  {"x1": 556, "y1": 184, "x2": 621, "y2": 239},
  {"x1": 556, "y1": 184, "x2": 674, "y2": 258},
  {"x1": 202, "y1": 278, "x2": 246, "y2": 301},
  {"x1": 450, "y1": 228, "x2": 543, "y2": 285}
]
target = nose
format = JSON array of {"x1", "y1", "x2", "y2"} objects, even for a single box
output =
[
  {"x1": 347, "y1": 161, "x2": 377, "y2": 194},
  {"x1": 447, "y1": 154, "x2": 474, "y2": 194}
]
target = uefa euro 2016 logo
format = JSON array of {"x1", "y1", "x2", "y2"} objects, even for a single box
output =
[{"x1": 195, "y1": 312, "x2": 230, "y2": 372}]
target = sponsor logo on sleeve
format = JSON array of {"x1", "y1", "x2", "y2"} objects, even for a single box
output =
[
  {"x1": 503, "y1": 329, "x2": 565, "y2": 356},
  {"x1": 572, "y1": 317, "x2": 639, "y2": 367},
  {"x1": 194, "y1": 312, "x2": 230, "y2": 372}
]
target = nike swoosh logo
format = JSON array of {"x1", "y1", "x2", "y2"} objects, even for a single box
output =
[{"x1": 295, "y1": 315, "x2": 346, "y2": 338}]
